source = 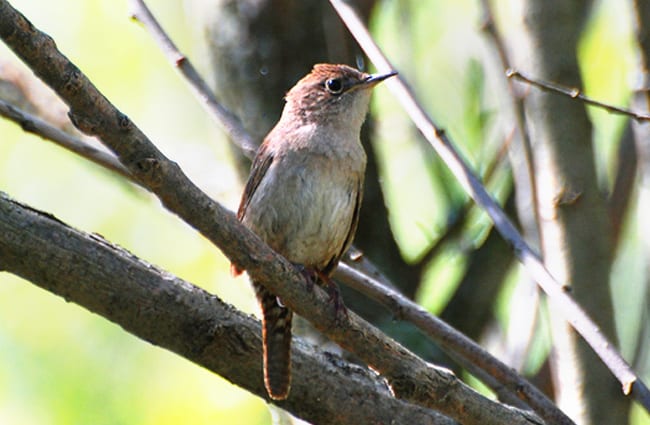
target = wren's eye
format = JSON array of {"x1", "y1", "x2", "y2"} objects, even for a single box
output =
[{"x1": 325, "y1": 78, "x2": 344, "y2": 95}]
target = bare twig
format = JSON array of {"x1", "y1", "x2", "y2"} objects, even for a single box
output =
[
  {"x1": 128, "y1": 0, "x2": 257, "y2": 158},
  {"x1": 0, "y1": 98, "x2": 134, "y2": 181},
  {"x1": 508, "y1": 69, "x2": 650, "y2": 122},
  {"x1": 328, "y1": 0, "x2": 650, "y2": 414},
  {"x1": 0, "y1": 2, "x2": 544, "y2": 423}
]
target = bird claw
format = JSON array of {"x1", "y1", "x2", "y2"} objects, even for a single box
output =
[
  {"x1": 294, "y1": 264, "x2": 317, "y2": 292},
  {"x1": 324, "y1": 279, "x2": 349, "y2": 323},
  {"x1": 294, "y1": 264, "x2": 348, "y2": 322},
  {"x1": 314, "y1": 269, "x2": 348, "y2": 322}
]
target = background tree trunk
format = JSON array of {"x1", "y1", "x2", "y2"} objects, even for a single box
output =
[{"x1": 513, "y1": 1, "x2": 628, "y2": 423}]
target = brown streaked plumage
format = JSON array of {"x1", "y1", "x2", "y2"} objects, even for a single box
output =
[{"x1": 235, "y1": 63, "x2": 396, "y2": 400}]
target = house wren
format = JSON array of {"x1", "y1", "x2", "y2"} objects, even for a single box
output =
[{"x1": 235, "y1": 63, "x2": 396, "y2": 400}]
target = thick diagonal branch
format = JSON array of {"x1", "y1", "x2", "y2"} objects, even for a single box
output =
[{"x1": 0, "y1": 192, "x2": 451, "y2": 425}]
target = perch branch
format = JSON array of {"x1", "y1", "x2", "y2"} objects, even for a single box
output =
[{"x1": 0, "y1": 192, "x2": 452, "y2": 425}]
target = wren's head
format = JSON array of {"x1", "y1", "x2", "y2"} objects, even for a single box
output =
[{"x1": 282, "y1": 64, "x2": 397, "y2": 129}]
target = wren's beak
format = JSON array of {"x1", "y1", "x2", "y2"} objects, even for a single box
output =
[{"x1": 362, "y1": 70, "x2": 398, "y2": 88}]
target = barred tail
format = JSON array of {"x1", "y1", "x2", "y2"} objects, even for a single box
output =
[{"x1": 254, "y1": 283, "x2": 293, "y2": 400}]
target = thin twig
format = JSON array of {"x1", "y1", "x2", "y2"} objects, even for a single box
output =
[
  {"x1": 0, "y1": 98, "x2": 134, "y2": 181},
  {"x1": 508, "y1": 69, "x2": 650, "y2": 122},
  {"x1": 328, "y1": 0, "x2": 650, "y2": 414},
  {"x1": 128, "y1": 0, "x2": 258, "y2": 158}
]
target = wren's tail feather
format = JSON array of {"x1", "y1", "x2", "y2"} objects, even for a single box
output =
[{"x1": 253, "y1": 282, "x2": 293, "y2": 400}]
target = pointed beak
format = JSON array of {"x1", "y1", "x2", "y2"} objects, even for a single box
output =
[{"x1": 362, "y1": 70, "x2": 398, "y2": 88}]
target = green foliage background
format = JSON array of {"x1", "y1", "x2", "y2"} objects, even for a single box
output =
[{"x1": 0, "y1": 0, "x2": 647, "y2": 424}]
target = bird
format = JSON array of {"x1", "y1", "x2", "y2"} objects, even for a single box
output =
[{"x1": 234, "y1": 63, "x2": 396, "y2": 400}]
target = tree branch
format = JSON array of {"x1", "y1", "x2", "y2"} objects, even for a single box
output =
[
  {"x1": 128, "y1": 0, "x2": 257, "y2": 158},
  {"x1": 336, "y1": 262, "x2": 572, "y2": 425},
  {"x1": 0, "y1": 98, "x2": 133, "y2": 181},
  {"x1": 0, "y1": 2, "x2": 544, "y2": 423},
  {"x1": 508, "y1": 69, "x2": 650, "y2": 122},
  {"x1": 0, "y1": 192, "x2": 453, "y2": 425}
]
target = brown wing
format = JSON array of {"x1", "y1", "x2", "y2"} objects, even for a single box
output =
[
  {"x1": 237, "y1": 142, "x2": 274, "y2": 220},
  {"x1": 237, "y1": 141, "x2": 293, "y2": 400},
  {"x1": 231, "y1": 142, "x2": 274, "y2": 276},
  {"x1": 322, "y1": 177, "x2": 363, "y2": 276}
]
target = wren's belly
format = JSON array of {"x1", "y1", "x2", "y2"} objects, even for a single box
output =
[{"x1": 242, "y1": 157, "x2": 361, "y2": 270}]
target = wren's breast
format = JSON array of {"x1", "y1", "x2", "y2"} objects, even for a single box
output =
[{"x1": 242, "y1": 146, "x2": 365, "y2": 271}]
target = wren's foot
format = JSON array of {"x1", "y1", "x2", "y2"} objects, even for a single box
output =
[
  {"x1": 294, "y1": 264, "x2": 318, "y2": 292},
  {"x1": 294, "y1": 265, "x2": 348, "y2": 322},
  {"x1": 315, "y1": 271, "x2": 349, "y2": 322}
]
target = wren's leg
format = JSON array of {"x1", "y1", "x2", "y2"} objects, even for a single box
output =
[
  {"x1": 315, "y1": 270, "x2": 348, "y2": 321},
  {"x1": 293, "y1": 264, "x2": 348, "y2": 321},
  {"x1": 294, "y1": 263, "x2": 318, "y2": 292}
]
